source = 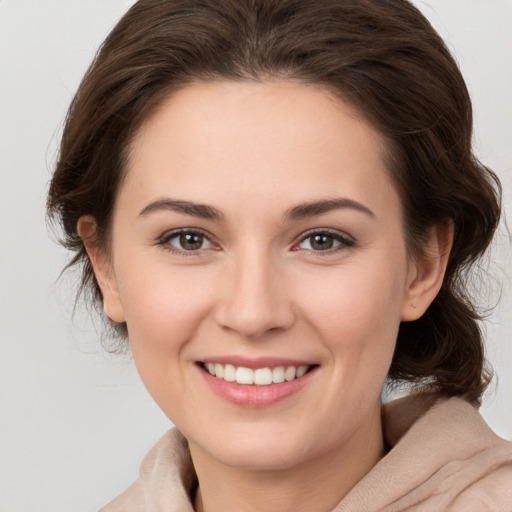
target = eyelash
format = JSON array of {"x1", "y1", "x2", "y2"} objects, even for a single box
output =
[
  {"x1": 157, "y1": 228, "x2": 355, "y2": 256},
  {"x1": 294, "y1": 229, "x2": 356, "y2": 254},
  {"x1": 157, "y1": 228, "x2": 217, "y2": 256}
]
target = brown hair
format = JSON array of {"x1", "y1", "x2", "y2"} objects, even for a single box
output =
[{"x1": 47, "y1": 0, "x2": 501, "y2": 405}]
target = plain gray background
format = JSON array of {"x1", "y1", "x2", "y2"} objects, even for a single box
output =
[{"x1": 1, "y1": 1, "x2": 511, "y2": 511}]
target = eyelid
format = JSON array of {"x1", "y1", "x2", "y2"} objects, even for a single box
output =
[
  {"x1": 157, "y1": 227, "x2": 219, "y2": 255},
  {"x1": 155, "y1": 227, "x2": 354, "y2": 255},
  {"x1": 292, "y1": 228, "x2": 355, "y2": 252}
]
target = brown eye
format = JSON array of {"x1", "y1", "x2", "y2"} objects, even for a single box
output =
[
  {"x1": 297, "y1": 231, "x2": 354, "y2": 252},
  {"x1": 309, "y1": 234, "x2": 334, "y2": 250},
  {"x1": 179, "y1": 233, "x2": 204, "y2": 250},
  {"x1": 162, "y1": 230, "x2": 214, "y2": 252}
]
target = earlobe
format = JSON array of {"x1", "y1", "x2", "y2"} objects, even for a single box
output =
[
  {"x1": 401, "y1": 222, "x2": 454, "y2": 321},
  {"x1": 77, "y1": 216, "x2": 126, "y2": 323}
]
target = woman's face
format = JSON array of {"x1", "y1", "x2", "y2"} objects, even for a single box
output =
[{"x1": 93, "y1": 81, "x2": 429, "y2": 471}]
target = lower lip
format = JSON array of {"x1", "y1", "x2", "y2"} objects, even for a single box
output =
[{"x1": 198, "y1": 365, "x2": 317, "y2": 408}]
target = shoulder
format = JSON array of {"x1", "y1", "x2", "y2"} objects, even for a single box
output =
[
  {"x1": 98, "y1": 429, "x2": 196, "y2": 512},
  {"x1": 99, "y1": 480, "x2": 145, "y2": 512},
  {"x1": 338, "y1": 394, "x2": 512, "y2": 511},
  {"x1": 387, "y1": 395, "x2": 512, "y2": 511},
  {"x1": 449, "y1": 448, "x2": 512, "y2": 511}
]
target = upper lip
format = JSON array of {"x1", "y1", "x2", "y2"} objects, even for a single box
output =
[{"x1": 197, "y1": 356, "x2": 317, "y2": 369}]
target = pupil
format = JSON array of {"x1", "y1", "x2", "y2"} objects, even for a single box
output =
[
  {"x1": 180, "y1": 233, "x2": 203, "y2": 250},
  {"x1": 311, "y1": 234, "x2": 333, "y2": 250}
]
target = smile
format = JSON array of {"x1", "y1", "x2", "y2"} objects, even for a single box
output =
[
  {"x1": 203, "y1": 363, "x2": 311, "y2": 386},
  {"x1": 197, "y1": 359, "x2": 319, "y2": 407}
]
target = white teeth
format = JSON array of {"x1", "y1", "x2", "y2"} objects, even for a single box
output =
[
  {"x1": 214, "y1": 363, "x2": 224, "y2": 379},
  {"x1": 254, "y1": 367, "x2": 273, "y2": 385},
  {"x1": 272, "y1": 366, "x2": 285, "y2": 383},
  {"x1": 223, "y1": 364, "x2": 236, "y2": 382},
  {"x1": 204, "y1": 363, "x2": 311, "y2": 385},
  {"x1": 296, "y1": 365, "x2": 308, "y2": 378},
  {"x1": 235, "y1": 366, "x2": 254, "y2": 385},
  {"x1": 284, "y1": 366, "x2": 296, "y2": 381}
]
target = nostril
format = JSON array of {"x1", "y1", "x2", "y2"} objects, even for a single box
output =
[{"x1": 214, "y1": 299, "x2": 295, "y2": 339}]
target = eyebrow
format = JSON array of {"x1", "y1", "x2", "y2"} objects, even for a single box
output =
[
  {"x1": 138, "y1": 199, "x2": 225, "y2": 221},
  {"x1": 138, "y1": 197, "x2": 375, "y2": 223},
  {"x1": 284, "y1": 198, "x2": 376, "y2": 221}
]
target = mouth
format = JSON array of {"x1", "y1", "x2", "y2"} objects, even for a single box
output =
[
  {"x1": 196, "y1": 357, "x2": 319, "y2": 407},
  {"x1": 199, "y1": 362, "x2": 316, "y2": 386},
  {"x1": 197, "y1": 360, "x2": 318, "y2": 407}
]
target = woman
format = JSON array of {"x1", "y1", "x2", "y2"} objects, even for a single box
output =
[{"x1": 47, "y1": 0, "x2": 512, "y2": 510}]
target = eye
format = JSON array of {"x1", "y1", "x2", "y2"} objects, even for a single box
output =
[
  {"x1": 296, "y1": 231, "x2": 355, "y2": 252},
  {"x1": 159, "y1": 229, "x2": 215, "y2": 253}
]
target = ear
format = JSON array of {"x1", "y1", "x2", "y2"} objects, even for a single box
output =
[
  {"x1": 401, "y1": 222, "x2": 454, "y2": 321},
  {"x1": 77, "y1": 216, "x2": 126, "y2": 323}
]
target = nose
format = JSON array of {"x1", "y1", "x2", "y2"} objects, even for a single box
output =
[{"x1": 214, "y1": 248, "x2": 295, "y2": 339}]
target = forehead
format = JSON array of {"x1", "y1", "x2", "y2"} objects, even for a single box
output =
[{"x1": 123, "y1": 80, "x2": 398, "y2": 218}]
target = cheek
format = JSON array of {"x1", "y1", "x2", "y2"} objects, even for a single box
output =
[
  {"x1": 115, "y1": 265, "x2": 218, "y2": 420},
  {"x1": 117, "y1": 260, "x2": 211, "y2": 336},
  {"x1": 294, "y1": 254, "x2": 408, "y2": 409},
  {"x1": 114, "y1": 262, "x2": 216, "y2": 391},
  {"x1": 298, "y1": 260, "x2": 407, "y2": 349}
]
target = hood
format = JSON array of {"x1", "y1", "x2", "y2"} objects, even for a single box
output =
[{"x1": 100, "y1": 395, "x2": 512, "y2": 512}]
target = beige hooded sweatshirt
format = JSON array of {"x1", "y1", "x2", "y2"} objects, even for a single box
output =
[{"x1": 100, "y1": 396, "x2": 512, "y2": 511}]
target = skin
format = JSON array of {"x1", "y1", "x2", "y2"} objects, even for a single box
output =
[{"x1": 80, "y1": 80, "x2": 452, "y2": 512}]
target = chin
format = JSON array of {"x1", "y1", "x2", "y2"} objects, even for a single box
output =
[
  {"x1": 214, "y1": 444, "x2": 309, "y2": 472},
  {"x1": 188, "y1": 424, "x2": 322, "y2": 472}
]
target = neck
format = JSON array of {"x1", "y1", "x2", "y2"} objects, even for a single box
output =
[{"x1": 191, "y1": 405, "x2": 384, "y2": 512}]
